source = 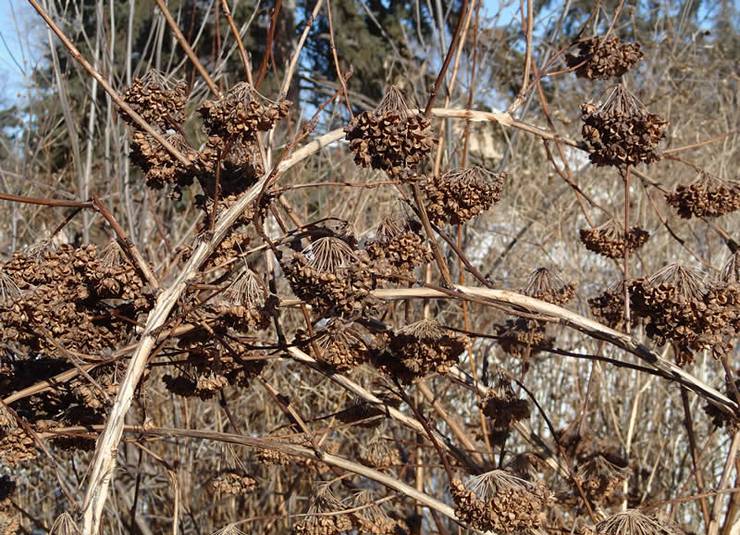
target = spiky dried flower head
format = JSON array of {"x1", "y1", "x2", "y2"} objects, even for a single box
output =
[
  {"x1": 49, "y1": 512, "x2": 81, "y2": 535},
  {"x1": 580, "y1": 219, "x2": 650, "y2": 259},
  {"x1": 581, "y1": 84, "x2": 668, "y2": 167},
  {"x1": 373, "y1": 319, "x2": 467, "y2": 382},
  {"x1": 0, "y1": 268, "x2": 20, "y2": 306},
  {"x1": 358, "y1": 435, "x2": 402, "y2": 470},
  {"x1": 576, "y1": 454, "x2": 630, "y2": 503},
  {"x1": 199, "y1": 82, "x2": 291, "y2": 144},
  {"x1": 480, "y1": 375, "x2": 531, "y2": 439},
  {"x1": 665, "y1": 173, "x2": 740, "y2": 219},
  {"x1": 292, "y1": 486, "x2": 353, "y2": 535},
  {"x1": 345, "y1": 86, "x2": 433, "y2": 179},
  {"x1": 523, "y1": 267, "x2": 576, "y2": 305},
  {"x1": 566, "y1": 36, "x2": 643, "y2": 79},
  {"x1": 282, "y1": 239, "x2": 375, "y2": 317},
  {"x1": 121, "y1": 69, "x2": 189, "y2": 129},
  {"x1": 349, "y1": 490, "x2": 409, "y2": 534},
  {"x1": 365, "y1": 217, "x2": 431, "y2": 275},
  {"x1": 595, "y1": 509, "x2": 684, "y2": 535},
  {"x1": 424, "y1": 166, "x2": 505, "y2": 225},
  {"x1": 589, "y1": 280, "x2": 635, "y2": 330},
  {"x1": 129, "y1": 129, "x2": 197, "y2": 195},
  {"x1": 451, "y1": 470, "x2": 553, "y2": 533},
  {"x1": 305, "y1": 318, "x2": 373, "y2": 371},
  {"x1": 209, "y1": 268, "x2": 274, "y2": 331},
  {"x1": 209, "y1": 470, "x2": 257, "y2": 496},
  {"x1": 629, "y1": 264, "x2": 724, "y2": 365}
]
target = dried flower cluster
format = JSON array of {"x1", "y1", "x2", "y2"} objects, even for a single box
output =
[
  {"x1": 581, "y1": 84, "x2": 668, "y2": 167},
  {"x1": 424, "y1": 166, "x2": 505, "y2": 225},
  {"x1": 345, "y1": 86, "x2": 433, "y2": 179},
  {"x1": 481, "y1": 376, "x2": 531, "y2": 444},
  {"x1": 589, "y1": 281, "x2": 633, "y2": 330},
  {"x1": 365, "y1": 218, "x2": 431, "y2": 275},
  {"x1": 282, "y1": 237, "x2": 376, "y2": 318},
  {"x1": 123, "y1": 72, "x2": 289, "y2": 202},
  {"x1": 594, "y1": 509, "x2": 685, "y2": 535},
  {"x1": 301, "y1": 319, "x2": 374, "y2": 372},
  {"x1": 451, "y1": 470, "x2": 553, "y2": 533},
  {"x1": 496, "y1": 268, "x2": 574, "y2": 359},
  {"x1": 358, "y1": 438, "x2": 402, "y2": 470},
  {"x1": 575, "y1": 455, "x2": 630, "y2": 504},
  {"x1": 210, "y1": 470, "x2": 257, "y2": 496},
  {"x1": 580, "y1": 220, "x2": 649, "y2": 259},
  {"x1": 373, "y1": 319, "x2": 466, "y2": 383},
  {"x1": 566, "y1": 36, "x2": 643, "y2": 79},
  {"x1": 630, "y1": 262, "x2": 739, "y2": 365},
  {"x1": 665, "y1": 173, "x2": 740, "y2": 219}
]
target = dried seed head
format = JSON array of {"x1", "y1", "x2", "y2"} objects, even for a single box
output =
[
  {"x1": 345, "y1": 86, "x2": 433, "y2": 179},
  {"x1": 424, "y1": 166, "x2": 505, "y2": 225},
  {"x1": 374, "y1": 319, "x2": 467, "y2": 382},
  {"x1": 451, "y1": 470, "x2": 553, "y2": 533},
  {"x1": 308, "y1": 319, "x2": 372, "y2": 371},
  {"x1": 480, "y1": 375, "x2": 531, "y2": 434},
  {"x1": 121, "y1": 70, "x2": 189, "y2": 129},
  {"x1": 523, "y1": 267, "x2": 576, "y2": 305},
  {"x1": 365, "y1": 218, "x2": 431, "y2": 275},
  {"x1": 49, "y1": 512, "x2": 81, "y2": 535},
  {"x1": 293, "y1": 487, "x2": 354, "y2": 535},
  {"x1": 666, "y1": 173, "x2": 740, "y2": 219},
  {"x1": 566, "y1": 36, "x2": 643, "y2": 79},
  {"x1": 358, "y1": 436, "x2": 402, "y2": 470},
  {"x1": 0, "y1": 268, "x2": 20, "y2": 306},
  {"x1": 576, "y1": 454, "x2": 630, "y2": 503},
  {"x1": 305, "y1": 237, "x2": 358, "y2": 273},
  {"x1": 209, "y1": 470, "x2": 257, "y2": 496},
  {"x1": 595, "y1": 510, "x2": 684, "y2": 535},
  {"x1": 589, "y1": 281, "x2": 634, "y2": 330},
  {"x1": 580, "y1": 219, "x2": 650, "y2": 259},
  {"x1": 581, "y1": 84, "x2": 667, "y2": 167}
]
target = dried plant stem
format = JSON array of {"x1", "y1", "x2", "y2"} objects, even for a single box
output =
[
  {"x1": 153, "y1": 0, "x2": 221, "y2": 95},
  {"x1": 373, "y1": 286, "x2": 738, "y2": 413},
  {"x1": 219, "y1": 0, "x2": 252, "y2": 83},
  {"x1": 708, "y1": 431, "x2": 740, "y2": 535}
]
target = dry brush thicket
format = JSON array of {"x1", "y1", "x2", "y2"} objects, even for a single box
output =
[{"x1": 0, "y1": 1, "x2": 738, "y2": 534}]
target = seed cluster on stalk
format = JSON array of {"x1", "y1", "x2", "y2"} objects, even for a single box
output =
[
  {"x1": 451, "y1": 470, "x2": 553, "y2": 533},
  {"x1": 423, "y1": 166, "x2": 505, "y2": 225},
  {"x1": 665, "y1": 173, "x2": 740, "y2": 219},
  {"x1": 581, "y1": 84, "x2": 668, "y2": 167},
  {"x1": 209, "y1": 470, "x2": 257, "y2": 496},
  {"x1": 496, "y1": 268, "x2": 575, "y2": 359},
  {"x1": 345, "y1": 86, "x2": 433, "y2": 179},
  {"x1": 580, "y1": 219, "x2": 650, "y2": 259},
  {"x1": 629, "y1": 261, "x2": 739, "y2": 365},
  {"x1": 372, "y1": 319, "x2": 467, "y2": 383},
  {"x1": 566, "y1": 36, "x2": 643, "y2": 80},
  {"x1": 480, "y1": 375, "x2": 531, "y2": 445}
]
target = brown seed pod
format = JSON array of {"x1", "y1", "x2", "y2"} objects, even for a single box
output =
[
  {"x1": 0, "y1": 427, "x2": 37, "y2": 467},
  {"x1": 451, "y1": 470, "x2": 553, "y2": 533},
  {"x1": 345, "y1": 86, "x2": 433, "y2": 178},
  {"x1": 302, "y1": 319, "x2": 373, "y2": 372},
  {"x1": 358, "y1": 436, "x2": 402, "y2": 470},
  {"x1": 580, "y1": 220, "x2": 650, "y2": 259},
  {"x1": 199, "y1": 82, "x2": 291, "y2": 144},
  {"x1": 209, "y1": 470, "x2": 257, "y2": 496},
  {"x1": 581, "y1": 84, "x2": 668, "y2": 167},
  {"x1": 129, "y1": 129, "x2": 197, "y2": 195},
  {"x1": 281, "y1": 237, "x2": 376, "y2": 318},
  {"x1": 665, "y1": 173, "x2": 740, "y2": 219},
  {"x1": 589, "y1": 281, "x2": 635, "y2": 331},
  {"x1": 424, "y1": 166, "x2": 505, "y2": 225},
  {"x1": 121, "y1": 70, "x2": 189, "y2": 129},
  {"x1": 566, "y1": 36, "x2": 643, "y2": 80},
  {"x1": 364, "y1": 217, "x2": 431, "y2": 275},
  {"x1": 523, "y1": 267, "x2": 576, "y2": 306},
  {"x1": 373, "y1": 319, "x2": 467, "y2": 383},
  {"x1": 209, "y1": 268, "x2": 274, "y2": 331},
  {"x1": 349, "y1": 490, "x2": 409, "y2": 534},
  {"x1": 595, "y1": 509, "x2": 685, "y2": 535},
  {"x1": 480, "y1": 376, "x2": 531, "y2": 432},
  {"x1": 629, "y1": 264, "x2": 720, "y2": 365},
  {"x1": 292, "y1": 487, "x2": 353, "y2": 535},
  {"x1": 576, "y1": 454, "x2": 630, "y2": 504}
]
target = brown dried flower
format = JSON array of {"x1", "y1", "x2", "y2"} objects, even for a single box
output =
[
  {"x1": 424, "y1": 166, "x2": 505, "y2": 225},
  {"x1": 566, "y1": 36, "x2": 643, "y2": 80},
  {"x1": 581, "y1": 84, "x2": 668, "y2": 167},
  {"x1": 665, "y1": 173, "x2": 740, "y2": 219},
  {"x1": 345, "y1": 86, "x2": 433, "y2": 178},
  {"x1": 451, "y1": 470, "x2": 553, "y2": 533},
  {"x1": 580, "y1": 220, "x2": 650, "y2": 259}
]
